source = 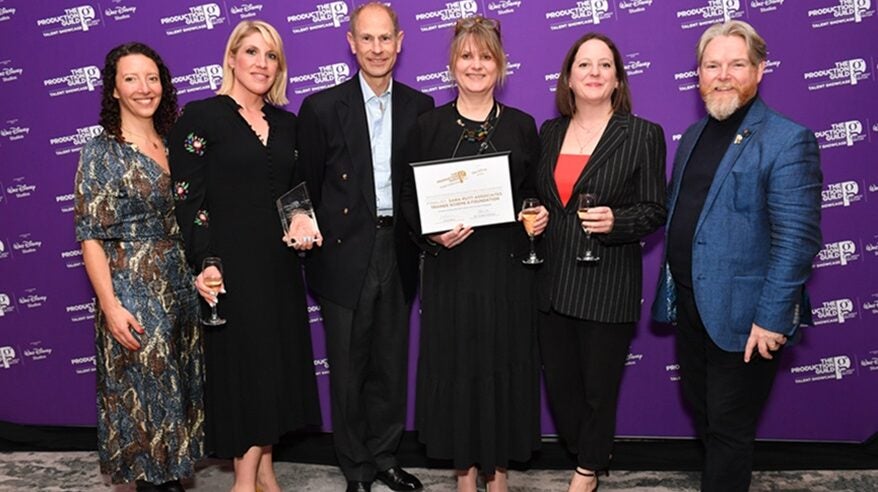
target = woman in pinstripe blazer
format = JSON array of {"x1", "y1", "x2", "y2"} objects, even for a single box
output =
[{"x1": 536, "y1": 33, "x2": 667, "y2": 492}]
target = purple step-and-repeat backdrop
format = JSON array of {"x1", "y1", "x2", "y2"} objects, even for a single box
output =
[{"x1": 0, "y1": 1, "x2": 876, "y2": 442}]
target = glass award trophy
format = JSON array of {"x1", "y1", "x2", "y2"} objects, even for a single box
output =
[{"x1": 276, "y1": 182, "x2": 319, "y2": 237}]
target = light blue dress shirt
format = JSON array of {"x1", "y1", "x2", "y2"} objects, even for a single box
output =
[{"x1": 359, "y1": 72, "x2": 393, "y2": 217}]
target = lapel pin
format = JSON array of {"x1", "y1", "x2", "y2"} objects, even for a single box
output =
[{"x1": 733, "y1": 128, "x2": 751, "y2": 145}]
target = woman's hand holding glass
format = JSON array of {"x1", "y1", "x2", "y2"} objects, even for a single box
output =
[
  {"x1": 283, "y1": 211, "x2": 323, "y2": 251},
  {"x1": 578, "y1": 205, "x2": 614, "y2": 234},
  {"x1": 519, "y1": 199, "x2": 549, "y2": 265},
  {"x1": 196, "y1": 257, "x2": 226, "y2": 325}
]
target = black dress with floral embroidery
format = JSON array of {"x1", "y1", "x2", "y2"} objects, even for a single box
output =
[
  {"x1": 74, "y1": 131, "x2": 204, "y2": 484},
  {"x1": 168, "y1": 95, "x2": 321, "y2": 458}
]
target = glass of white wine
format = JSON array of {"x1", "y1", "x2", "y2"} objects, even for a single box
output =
[
  {"x1": 521, "y1": 198, "x2": 544, "y2": 265},
  {"x1": 201, "y1": 256, "x2": 226, "y2": 326},
  {"x1": 576, "y1": 193, "x2": 600, "y2": 263}
]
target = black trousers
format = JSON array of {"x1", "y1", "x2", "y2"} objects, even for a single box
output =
[
  {"x1": 675, "y1": 284, "x2": 781, "y2": 492},
  {"x1": 320, "y1": 228, "x2": 410, "y2": 482},
  {"x1": 538, "y1": 309, "x2": 635, "y2": 471}
]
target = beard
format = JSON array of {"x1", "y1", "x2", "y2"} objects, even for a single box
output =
[{"x1": 700, "y1": 81, "x2": 758, "y2": 120}]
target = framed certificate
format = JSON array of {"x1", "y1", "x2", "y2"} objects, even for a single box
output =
[{"x1": 410, "y1": 151, "x2": 515, "y2": 235}]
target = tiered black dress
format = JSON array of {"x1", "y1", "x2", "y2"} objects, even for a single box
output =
[
  {"x1": 409, "y1": 102, "x2": 542, "y2": 473},
  {"x1": 168, "y1": 95, "x2": 321, "y2": 458}
]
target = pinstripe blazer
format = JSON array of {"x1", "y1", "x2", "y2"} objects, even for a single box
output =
[{"x1": 536, "y1": 112, "x2": 667, "y2": 323}]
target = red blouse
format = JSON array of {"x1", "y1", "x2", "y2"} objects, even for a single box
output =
[{"x1": 554, "y1": 154, "x2": 590, "y2": 206}]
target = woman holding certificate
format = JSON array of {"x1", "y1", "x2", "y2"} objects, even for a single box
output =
[
  {"x1": 168, "y1": 20, "x2": 320, "y2": 492},
  {"x1": 402, "y1": 16, "x2": 546, "y2": 492},
  {"x1": 535, "y1": 33, "x2": 667, "y2": 492}
]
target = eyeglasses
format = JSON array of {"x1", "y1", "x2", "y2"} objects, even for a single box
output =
[{"x1": 454, "y1": 15, "x2": 501, "y2": 36}]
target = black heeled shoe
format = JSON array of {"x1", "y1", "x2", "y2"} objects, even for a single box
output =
[
  {"x1": 573, "y1": 467, "x2": 599, "y2": 492},
  {"x1": 135, "y1": 480, "x2": 163, "y2": 492},
  {"x1": 161, "y1": 479, "x2": 186, "y2": 491}
]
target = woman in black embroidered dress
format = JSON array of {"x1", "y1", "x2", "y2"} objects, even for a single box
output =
[{"x1": 168, "y1": 20, "x2": 320, "y2": 492}]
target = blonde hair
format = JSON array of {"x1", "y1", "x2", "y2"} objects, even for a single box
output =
[
  {"x1": 217, "y1": 20, "x2": 288, "y2": 105},
  {"x1": 450, "y1": 16, "x2": 507, "y2": 86},
  {"x1": 697, "y1": 20, "x2": 767, "y2": 67}
]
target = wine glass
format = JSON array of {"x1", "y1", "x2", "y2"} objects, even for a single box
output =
[
  {"x1": 576, "y1": 193, "x2": 600, "y2": 263},
  {"x1": 521, "y1": 198, "x2": 543, "y2": 265},
  {"x1": 201, "y1": 257, "x2": 227, "y2": 326}
]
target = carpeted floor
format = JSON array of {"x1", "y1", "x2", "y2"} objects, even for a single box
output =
[{"x1": 2, "y1": 451, "x2": 878, "y2": 491}]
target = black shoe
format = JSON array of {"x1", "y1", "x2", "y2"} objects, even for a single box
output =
[
  {"x1": 161, "y1": 479, "x2": 185, "y2": 491},
  {"x1": 376, "y1": 466, "x2": 423, "y2": 491},
  {"x1": 135, "y1": 481, "x2": 163, "y2": 492},
  {"x1": 346, "y1": 480, "x2": 372, "y2": 492}
]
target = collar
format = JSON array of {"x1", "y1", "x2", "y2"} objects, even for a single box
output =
[{"x1": 358, "y1": 71, "x2": 392, "y2": 104}]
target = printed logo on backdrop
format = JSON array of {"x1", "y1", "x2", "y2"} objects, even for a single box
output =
[
  {"x1": 0, "y1": 5, "x2": 16, "y2": 23},
  {"x1": 762, "y1": 58, "x2": 781, "y2": 75},
  {"x1": 416, "y1": 64, "x2": 454, "y2": 94},
  {"x1": 173, "y1": 64, "x2": 224, "y2": 96},
  {"x1": 61, "y1": 247, "x2": 84, "y2": 269},
  {"x1": 17, "y1": 287, "x2": 47, "y2": 310},
  {"x1": 307, "y1": 303, "x2": 322, "y2": 324},
  {"x1": 0, "y1": 240, "x2": 10, "y2": 260},
  {"x1": 160, "y1": 3, "x2": 226, "y2": 36},
  {"x1": 750, "y1": 0, "x2": 786, "y2": 14},
  {"x1": 544, "y1": 71, "x2": 560, "y2": 93},
  {"x1": 625, "y1": 351, "x2": 644, "y2": 367},
  {"x1": 287, "y1": 1, "x2": 349, "y2": 34},
  {"x1": 104, "y1": 3, "x2": 137, "y2": 22},
  {"x1": 56, "y1": 193, "x2": 75, "y2": 214},
  {"x1": 674, "y1": 66, "x2": 698, "y2": 92},
  {"x1": 229, "y1": 2, "x2": 264, "y2": 20},
  {"x1": 624, "y1": 53, "x2": 652, "y2": 77},
  {"x1": 618, "y1": 0, "x2": 654, "y2": 15},
  {"x1": 487, "y1": 0, "x2": 523, "y2": 16},
  {"x1": 50, "y1": 124, "x2": 103, "y2": 156},
  {"x1": 67, "y1": 298, "x2": 96, "y2": 323},
  {"x1": 677, "y1": 0, "x2": 744, "y2": 30},
  {"x1": 314, "y1": 358, "x2": 330, "y2": 376},
  {"x1": 0, "y1": 293, "x2": 14, "y2": 317},
  {"x1": 1, "y1": 119, "x2": 29, "y2": 142},
  {"x1": 70, "y1": 354, "x2": 96, "y2": 375},
  {"x1": 865, "y1": 237, "x2": 878, "y2": 260},
  {"x1": 665, "y1": 362, "x2": 681, "y2": 382},
  {"x1": 0, "y1": 59, "x2": 22, "y2": 84},
  {"x1": 814, "y1": 240, "x2": 861, "y2": 269},
  {"x1": 860, "y1": 349, "x2": 878, "y2": 373},
  {"x1": 0, "y1": 346, "x2": 20, "y2": 369},
  {"x1": 415, "y1": 0, "x2": 479, "y2": 33},
  {"x1": 6, "y1": 177, "x2": 35, "y2": 200},
  {"x1": 44, "y1": 65, "x2": 102, "y2": 97},
  {"x1": 289, "y1": 62, "x2": 350, "y2": 96},
  {"x1": 37, "y1": 5, "x2": 101, "y2": 37},
  {"x1": 12, "y1": 233, "x2": 42, "y2": 256},
  {"x1": 23, "y1": 341, "x2": 53, "y2": 363},
  {"x1": 790, "y1": 355, "x2": 855, "y2": 384},
  {"x1": 804, "y1": 58, "x2": 870, "y2": 91},
  {"x1": 822, "y1": 180, "x2": 863, "y2": 208},
  {"x1": 545, "y1": 0, "x2": 614, "y2": 31},
  {"x1": 863, "y1": 294, "x2": 878, "y2": 317},
  {"x1": 808, "y1": 0, "x2": 875, "y2": 29},
  {"x1": 814, "y1": 119, "x2": 867, "y2": 150},
  {"x1": 811, "y1": 297, "x2": 858, "y2": 326}
]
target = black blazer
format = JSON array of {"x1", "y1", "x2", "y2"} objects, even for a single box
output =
[
  {"x1": 296, "y1": 75, "x2": 434, "y2": 308},
  {"x1": 536, "y1": 112, "x2": 667, "y2": 323}
]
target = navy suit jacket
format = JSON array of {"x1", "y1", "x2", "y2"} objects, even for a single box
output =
[{"x1": 652, "y1": 98, "x2": 822, "y2": 351}]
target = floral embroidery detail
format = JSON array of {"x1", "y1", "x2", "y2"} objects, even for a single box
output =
[
  {"x1": 173, "y1": 181, "x2": 189, "y2": 201},
  {"x1": 184, "y1": 132, "x2": 207, "y2": 156},
  {"x1": 194, "y1": 209, "x2": 209, "y2": 227}
]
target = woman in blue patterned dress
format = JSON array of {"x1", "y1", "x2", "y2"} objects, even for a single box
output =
[{"x1": 74, "y1": 42, "x2": 204, "y2": 492}]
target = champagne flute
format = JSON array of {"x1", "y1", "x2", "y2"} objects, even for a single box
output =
[
  {"x1": 201, "y1": 257, "x2": 227, "y2": 326},
  {"x1": 521, "y1": 198, "x2": 543, "y2": 265},
  {"x1": 576, "y1": 193, "x2": 600, "y2": 263}
]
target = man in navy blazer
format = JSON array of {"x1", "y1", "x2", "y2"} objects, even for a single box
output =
[
  {"x1": 652, "y1": 21, "x2": 822, "y2": 491},
  {"x1": 296, "y1": 4, "x2": 433, "y2": 492}
]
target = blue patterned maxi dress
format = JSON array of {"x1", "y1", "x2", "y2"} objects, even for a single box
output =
[{"x1": 74, "y1": 131, "x2": 204, "y2": 484}]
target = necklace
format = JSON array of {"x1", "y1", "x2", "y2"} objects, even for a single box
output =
[
  {"x1": 570, "y1": 116, "x2": 609, "y2": 154},
  {"x1": 452, "y1": 101, "x2": 501, "y2": 157},
  {"x1": 122, "y1": 127, "x2": 161, "y2": 150}
]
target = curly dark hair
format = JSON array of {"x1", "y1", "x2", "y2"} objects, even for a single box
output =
[{"x1": 99, "y1": 42, "x2": 178, "y2": 142}]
